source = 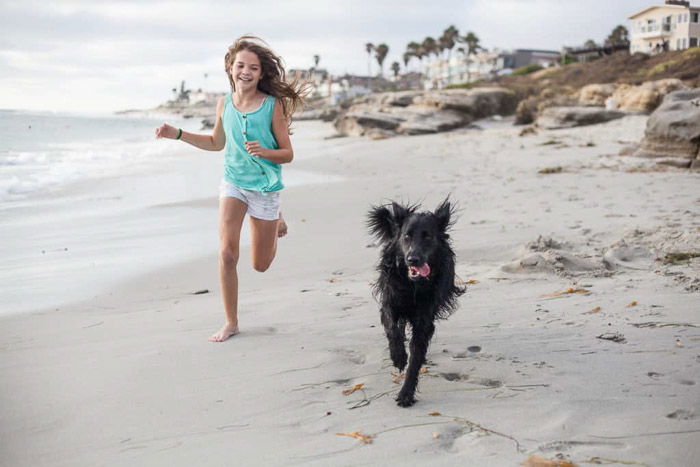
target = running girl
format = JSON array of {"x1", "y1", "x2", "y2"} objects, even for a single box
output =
[{"x1": 155, "y1": 36, "x2": 308, "y2": 342}]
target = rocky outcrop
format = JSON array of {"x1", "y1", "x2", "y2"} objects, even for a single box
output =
[
  {"x1": 632, "y1": 89, "x2": 700, "y2": 169},
  {"x1": 535, "y1": 106, "x2": 626, "y2": 129},
  {"x1": 295, "y1": 107, "x2": 339, "y2": 122},
  {"x1": 516, "y1": 87, "x2": 577, "y2": 125},
  {"x1": 612, "y1": 78, "x2": 688, "y2": 113},
  {"x1": 578, "y1": 84, "x2": 617, "y2": 107},
  {"x1": 333, "y1": 88, "x2": 517, "y2": 137},
  {"x1": 518, "y1": 79, "x2": 688, "y2": 126}
]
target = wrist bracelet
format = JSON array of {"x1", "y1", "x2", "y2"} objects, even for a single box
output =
[{"x1": 176, "y1": 128, "x2": 182, "y2": 140}]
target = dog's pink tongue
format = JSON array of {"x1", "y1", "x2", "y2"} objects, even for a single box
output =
[{"x1": 417, "y1": 264, "x2": 431, "y2": 277}]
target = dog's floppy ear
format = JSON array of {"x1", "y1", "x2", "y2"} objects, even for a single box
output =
[
  {"x1": 368, "y1": 202, "x2": 412, "y2": 243},
  {"x1": 367, "y1": 205, "x2": 395, "y2": 243},
  {"x1": 434, "y1": 198, "x2": 456, "y2": 233}
]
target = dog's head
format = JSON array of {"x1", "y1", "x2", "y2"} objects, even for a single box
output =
[{"x1": 368, "y1": 198, "x2": 455, "y2": 282}]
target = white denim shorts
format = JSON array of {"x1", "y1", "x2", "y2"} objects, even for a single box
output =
[{"x1": 218, "y1": 179, "x2": 280, "y2": 221}]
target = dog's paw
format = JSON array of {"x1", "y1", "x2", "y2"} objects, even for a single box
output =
[
  {"x1": 392, "y1": 356, "x2": 407, "y2": 372},
  {"x1": 389, "y1": 347, "x2": 407, "y2": 371},
  {"x1": 395, "y1": 392, "x2": 416, "y2": 407}
]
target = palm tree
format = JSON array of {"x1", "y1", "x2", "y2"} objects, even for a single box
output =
[
  {"x1": 365, "y1": 42, "x2": 374, "y2": 76},
  {"x1": 458, "y1": 32, "x2": 482, "y2": 83},
  {"x1": 606, "y1": 25, "x2": 629, "y2": 47},
  {"x1": 313, "y1": 54, "x2": 320, "y2": 68},
  {"x1": 422, "y1": 36, "x2": 438, "y2": 58},
  {"x1": 421, "y1": 37, "x2": 440, "y2": 87},
  {"x1": 405, "y1": 41, "x2": 421, "y2": 71},
  {"x1": 374, "y1": 43, "x2": 389, "y2": 77},
  {"x1": 391, "y1": 61, "x2": 400, "y2": 79},
  {"x1": 402, "y1": 52, "x2": 412, "y2": 69},
  {"x1": 440, "y1": 25, "x2": 459, "y2": 59},
  {"x1": 459, "y1": 31, "x2": 481, "y2": 56},
  {"x1": 439, "y1": 25, "x2": 459, "y2": 84},
  {"x1": 583, "y1": 39, "x2": 597, "y2": 50}
]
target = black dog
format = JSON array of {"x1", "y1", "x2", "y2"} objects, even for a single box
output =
[{"x1": 368, "y1": 199, "x2": 465, "y2": 407}]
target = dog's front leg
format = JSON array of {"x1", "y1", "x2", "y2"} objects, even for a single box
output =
[
  {"x1": 381, "y1": 309, "x2": 407, "y2": 372},
  {"x1": 396, "y1": 320, "x2": 434, "y2": 407}
]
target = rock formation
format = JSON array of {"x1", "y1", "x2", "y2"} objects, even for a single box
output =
[
  {"x1": 333, "y1": 88, "x2": 517, "y2": 138},
  {"x1": 535, "y1": 106, "x2": 626, "y2": 129},
  {"x1": 632, "y1": 89, "x2": 700, "y2": 169}
]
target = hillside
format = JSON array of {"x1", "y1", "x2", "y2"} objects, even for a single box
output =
[{"x1": 493, "y1": 48, "x2": 700, "y2": 100}]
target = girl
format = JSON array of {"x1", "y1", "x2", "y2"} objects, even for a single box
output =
[{"x1": 155, "y1": 36, "x2": 308, "y2": 342}]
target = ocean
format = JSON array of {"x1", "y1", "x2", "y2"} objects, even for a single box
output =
[
  {"x1": 0, "y1": 110, "x2": 334, "y2": 315},
  {"x1": 0, "y1": 110, "x2": 184, "y2": 201}
]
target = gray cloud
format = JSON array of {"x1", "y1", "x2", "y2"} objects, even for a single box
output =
[{"x1": 0, "y1": 0, "x2": 654, "y2": 112}]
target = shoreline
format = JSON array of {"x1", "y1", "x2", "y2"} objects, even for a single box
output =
[
  {"x1": 2, "y1": 115, "x2": 699, "y2": 466},
  {"x1": 0, "y1": 120, "x2": 341, "y2": 317}
]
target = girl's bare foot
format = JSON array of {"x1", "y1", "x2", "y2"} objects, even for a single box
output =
[
  {"x1": 209, "y1": 322, "x2": 239, "y2": 342},
  {"x1": 277, "y1": 213, "x2": 288, "y2": 238}
]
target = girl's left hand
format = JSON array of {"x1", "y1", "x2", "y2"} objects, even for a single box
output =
[{"x1": 244, "y1": 141, "x2": 265, "y2": 158}]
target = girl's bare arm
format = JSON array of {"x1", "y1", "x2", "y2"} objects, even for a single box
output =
[{"x1": 155, "y1": 97, "x2": 226, "y2": 151}]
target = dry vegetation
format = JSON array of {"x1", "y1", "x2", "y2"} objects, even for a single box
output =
[{"x1": 493, "y1": 48, "x2": 700, "y2": 101}]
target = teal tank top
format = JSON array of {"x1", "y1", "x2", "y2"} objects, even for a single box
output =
[{"x1": 221, "y1": 93, "x2": 283, "y2": 192}]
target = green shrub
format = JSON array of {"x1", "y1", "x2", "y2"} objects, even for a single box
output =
[
  {"x1": 444, "y1": 80, "x2": 483, "y2": 89},
  {"x1": 512, "y1": 64, "x2": 544, "y2": 75}
]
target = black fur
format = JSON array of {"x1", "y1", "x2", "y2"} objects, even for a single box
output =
[{"x1": 367, "y1": 198, "x2": 465, "y2": 407}]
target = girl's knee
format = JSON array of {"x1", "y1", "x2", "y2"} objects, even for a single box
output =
[
  {"x1": 252, "y1": 255, "x2": 274, "y2": 273},
  {"x1": 220, "y1": 246, "x2": 240, "y2": 268}
]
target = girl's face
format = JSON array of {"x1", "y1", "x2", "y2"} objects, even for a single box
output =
[{"x1": 230, "y1": 49, "x2": 262, "y2": 92}]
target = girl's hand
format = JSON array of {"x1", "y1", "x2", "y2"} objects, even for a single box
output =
[
  {"x1": 244, "y1": 140, "x2": 266, "y2": 158},
  {"x1": 155, "y1": 123, "x2": 178, "y2": 139}
]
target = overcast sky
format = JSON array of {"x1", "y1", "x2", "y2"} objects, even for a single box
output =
[{"x1": 0, "y1": 0, "x2": 658, "y2": 113}]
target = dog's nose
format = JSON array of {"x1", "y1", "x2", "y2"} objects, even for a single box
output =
[{"x1": 406, "y1": 255, "x2": 421, "y2": 266}]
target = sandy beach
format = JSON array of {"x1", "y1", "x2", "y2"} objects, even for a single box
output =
[{"x1": 1, "y1": 117, "x2": 699, "y2": 466}]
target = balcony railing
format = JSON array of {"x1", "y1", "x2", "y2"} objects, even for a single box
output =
[{"x1": 635, "y1": 23, "x2": 673, "y2": 39}]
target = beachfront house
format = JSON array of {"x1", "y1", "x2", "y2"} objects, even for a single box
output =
[
  {"x1": 289, "y1": 68, "x2": 331, "y2": 99},
  {"x1": 628, "y1": 0, "x2": 700, "y2": 54},
  {"x1": 327, "y1": 75, "x2": 376, "y2": 105},
  {"x1": 507, "y1": 49, "x2": 561, "y2": 69},
  {"x1": 422, "y1": 48, "x2": 559, "y2": 89},
  {"x1": 422, "y1": 50, "x2": 505, "y2": 88}
]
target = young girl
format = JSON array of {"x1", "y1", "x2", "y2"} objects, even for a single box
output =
[{"x1": 155, "y1": 36, "x2": 308, "y2": 342}]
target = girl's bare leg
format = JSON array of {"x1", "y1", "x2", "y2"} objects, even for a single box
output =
[
  {"x1": 249, "y1": 215, "x2": 281, "y2": 272},
  {"x1": 210, "y1": 197, "x2": 247, "y2": 342}
]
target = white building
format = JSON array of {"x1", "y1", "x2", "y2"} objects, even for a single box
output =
[
  {"x1": 422, "y1": 50, "x2": 509, "y2": 89},
  {"x1": 629, "y1": 0, "x2": 700, "y2": 54},
  {"x1": 421, "y1": 48, "x2": 559, "y2": 89}
]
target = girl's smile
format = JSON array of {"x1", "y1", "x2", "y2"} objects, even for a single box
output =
[{"x1": 231, "y1": 49, "x2": 262, "y2": 90}]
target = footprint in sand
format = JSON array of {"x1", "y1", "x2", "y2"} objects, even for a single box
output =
[
  {"x1": 331, "y1": 348, "x2": 366, "y2": 365},
  {"x1": 435, "y1": 425, "x2": 470, "y2": 452},
  {"x1": 438, "y1": 372, "x2": 503, "y2": 388},
  {"x1": 538, "y1": 440, "x2": 625, "y2": 452},
  {"x1": 675, "y1": 378, "x2": 695, "y2": 386},
  {"x1": 666, "y1": 409, "x2": 696, "y2": 420},
  {"x1": 246, "y1": 326, "x2": 277, "y2": 335}
]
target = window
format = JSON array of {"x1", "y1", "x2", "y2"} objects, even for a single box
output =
[
  {"x1": 677, "y1": 38, "x2": 681, "y2": 49},
  {"x1": 678, "y1": 13, "x2": 683, "y2": 22},
  {"x1": 682, "y1": 38, "x2": 687, "y2": 49},
  {"x1": 692, "y1": 12, "x2": 699, "y2": 22},
  {"x1": 690, "y1": 37, "x2": 698, "y2": 47}
]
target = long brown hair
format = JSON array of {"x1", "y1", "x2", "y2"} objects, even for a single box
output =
[{"x1": 224, "y1": 35, "x2": 310, "y2": 133}]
